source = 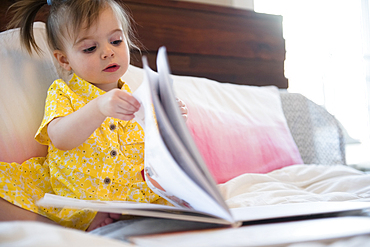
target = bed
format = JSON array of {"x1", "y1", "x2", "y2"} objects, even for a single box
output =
[{"x1": 0, "y1": 0, "x2": 370, "y2": 246}]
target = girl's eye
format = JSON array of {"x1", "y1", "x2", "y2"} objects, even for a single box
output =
[
  {"x1": 111, "y1": 40, "x2": 122, "y2": 46},
  {"x1": 83, "y1": 46, "x2": 96, "y2": 53}
]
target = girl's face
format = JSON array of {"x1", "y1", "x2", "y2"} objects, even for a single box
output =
[{"x1": 54, "y1": 7, "x2": 130, "y2": 91}]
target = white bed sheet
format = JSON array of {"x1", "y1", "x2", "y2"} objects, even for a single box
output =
[{"x1": 220, "y1": 164, "x2": 370, "y2": 208}]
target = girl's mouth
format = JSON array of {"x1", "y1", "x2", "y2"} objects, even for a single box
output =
[{"x1": 103, "y1": 64, "x2": 120, "y2": 72}]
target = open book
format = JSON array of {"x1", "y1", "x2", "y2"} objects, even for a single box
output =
[{"x1": 37, "y1": 47, "x2": 370, "y2": 227}]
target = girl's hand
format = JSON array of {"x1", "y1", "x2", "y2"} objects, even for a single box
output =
[
  {"x1": 97, "y1": 89, "x2": 141, "y2": 121},
  {"x1": 176, "y1": 98, "x2": 188, "y2": 122},
  {"x1": 48, "y1": 88, "x2": 141, "y2": 150}
]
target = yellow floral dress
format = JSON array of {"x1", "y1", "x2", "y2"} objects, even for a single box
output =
[{"x1": 0, "y1": 74, "x2": 163, "y2": 230}]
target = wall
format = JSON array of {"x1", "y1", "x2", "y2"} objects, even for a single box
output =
[{"x1": 176, "y1": 0, "x2": 254, "y2": 10}]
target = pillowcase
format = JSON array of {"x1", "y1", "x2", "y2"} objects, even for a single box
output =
[
  {"x1": 121, "y1": 63, "x2": 144, "y2": 91},
  {"x1": 173, "y1": 76, "x2": 303, "y2": 184},
  {"x1": 0, "y1": 22, "x2": 58, "y2": 163}
]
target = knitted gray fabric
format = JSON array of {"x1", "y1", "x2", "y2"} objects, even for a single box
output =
[{"x1": 280, "y1": 92, "x2": 346, "y2": 165}]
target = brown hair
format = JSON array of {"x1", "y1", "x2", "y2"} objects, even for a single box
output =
[{"x1": 7, "y1": 0, "x2": 139, "y2": 54}]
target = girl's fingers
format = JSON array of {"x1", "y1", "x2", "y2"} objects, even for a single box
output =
[
  {"x1": 116, "y1": 102, "x2": 139, "y2": 114},
  {"x1": 118, "y1": 91, "x2": 141, "y2": 110},
  {"x1": 176, "y1": 98, "x2": 188, "y2": 122},
  {"x1": 176, "y1": 98, "x2": 185, "y2": 106},
  {"x1": 180, "y1": 106, "x2": 188, "y2": 115},
  {"x1": 116, "y1": 114, "x2": 135, "y2": 121}
]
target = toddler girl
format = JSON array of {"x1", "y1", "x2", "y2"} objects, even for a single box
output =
[{"x1": 1, "y1": 0, "x2": 187, "y2": 231}]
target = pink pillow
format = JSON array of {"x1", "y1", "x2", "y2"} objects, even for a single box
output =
[{"x1": 173, "y1": 76, "x2": 303, "y2": 184}]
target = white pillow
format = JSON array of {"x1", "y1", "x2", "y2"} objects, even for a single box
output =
[
  {"x1": 121, "y1": 63, "x2": 144, "y2": 91},
  {"x1": 0, "y1": 22, "x2": 57, "y2": 163}
]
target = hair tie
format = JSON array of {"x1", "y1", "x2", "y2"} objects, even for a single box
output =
[{"x1": 47, "y1": 0, "x2": 52, "y2": 5}]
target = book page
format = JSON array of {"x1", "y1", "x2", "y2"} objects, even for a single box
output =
[
  {"x1": 231, "y1": 201, "x2": 370, "y2": 222},
  {"x1": 38, "y1": 194, "x2": 231, "y2": 225},
  {"x1": 132, "y1": 57, "x2": 234, "y2": 223},
  {"x1": 155, "y1": 47, "x2": 229, "y2": 212}
]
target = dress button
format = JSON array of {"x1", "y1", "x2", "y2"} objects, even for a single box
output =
[
  {"x1": 104, "y1": 177, "x2": 111, "y2": 184},
  {"x1": 110, "y1": 150, "x2": 117, "y2": 157},
  {"x1": 109, "y1": 124, "x2": 116, "y2": 131}
]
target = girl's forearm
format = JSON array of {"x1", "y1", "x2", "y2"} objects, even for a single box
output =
[{"x1": 47, "y1": 98, "x2": 106, "y2": 150}]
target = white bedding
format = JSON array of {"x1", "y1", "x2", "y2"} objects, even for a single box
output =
[
  {"x1": 1, "y1": 164, "x2": 369, "y2": 246},
  {"x1": 220, "y1": 164, "x2": 370, "y2": 208}
]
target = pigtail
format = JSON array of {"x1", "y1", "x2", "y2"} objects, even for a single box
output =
[{"x1": 7, "y1": 0, "x2": 48, "y2": 54}]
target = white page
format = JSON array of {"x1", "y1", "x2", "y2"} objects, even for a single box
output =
[
  {"x1": 37, "y1": 194, "x2": 231, "y2": 225},
  {"x1": 132, "y1": 57, "x2": 234, "y2": 222},
  {"x1": 155, "y1": 47, "x2": 229, "y2": 212},
  {"x1": 231, "y1": 201, "x2": 370, "y2": 222}
]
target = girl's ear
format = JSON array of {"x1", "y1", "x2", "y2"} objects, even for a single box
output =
[{"x1": 53, "y1": 50, "x2": 72, "y2": 71}]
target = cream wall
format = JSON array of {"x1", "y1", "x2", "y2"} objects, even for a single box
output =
[{"x1": 176, "y1": 0, "x2": 254, "y2": 10}]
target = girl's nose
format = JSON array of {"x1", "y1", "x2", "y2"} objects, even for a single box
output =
[{"x1": 101, "y1": 47, "x2": 114, "y2": 59}]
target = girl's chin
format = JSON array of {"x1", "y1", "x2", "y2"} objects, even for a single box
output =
[
  {"x1": 90, "y1": 80, "x2": 121, "y2": 91},
  {"x1": 101, "y1": 76, "x2": 123, "y2": 85}
]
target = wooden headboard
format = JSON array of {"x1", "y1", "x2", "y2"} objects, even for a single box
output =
[{"x1": 0, "y1": 0, "x2": 288, "y2": 88}]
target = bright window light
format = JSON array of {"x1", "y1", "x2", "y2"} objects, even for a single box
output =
[{"x1": 255, "y1": 0, "x2": 370, "y2": 167}]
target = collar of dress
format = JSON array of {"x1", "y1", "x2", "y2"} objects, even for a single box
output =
[{"x1": 68, "y1": 73, "x2": 125, "y2": 103}]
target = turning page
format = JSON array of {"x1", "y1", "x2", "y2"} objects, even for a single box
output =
[
  {"x1": 137, "y1": 51, "x2": 232, "y2": 222},
  {"x1": 155, "y1": 47, "x2": 228, "y2": 210}
]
